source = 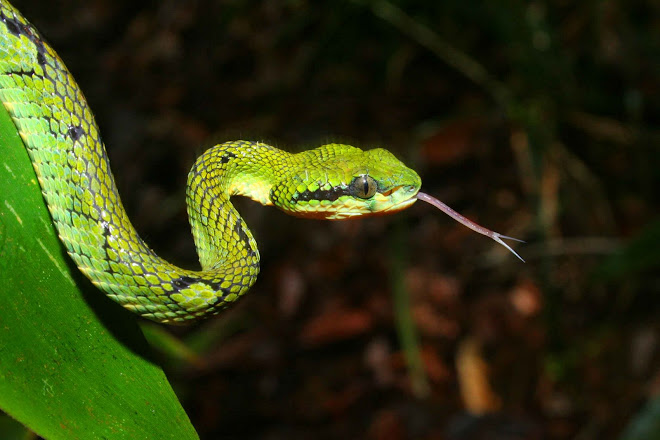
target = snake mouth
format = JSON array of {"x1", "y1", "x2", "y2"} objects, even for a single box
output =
[
  {"x1": 379, "y1": 187, "x2": 397, "y2": 197},
  {"x1": 381, "y1": 195, "x2": 417, "y2": 212},
  {"x1": 377, "y1": 185, "x2": 419, "y2": 213},
  {"x1": 380, "y1": 184, "x2": 418, "y2": 198}
]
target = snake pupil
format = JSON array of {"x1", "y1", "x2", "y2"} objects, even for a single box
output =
[{"x1": 349, "y1": 174, "x2": 377, "y2": 199}]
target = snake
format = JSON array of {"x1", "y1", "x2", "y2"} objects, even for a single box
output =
[{"x1": 0, "y1": 0, "x2": 522, "y2": 324}]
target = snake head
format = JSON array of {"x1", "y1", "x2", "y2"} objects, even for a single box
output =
[{"x1": 269, "y1": 144, "x2": 421, "y2": 220}]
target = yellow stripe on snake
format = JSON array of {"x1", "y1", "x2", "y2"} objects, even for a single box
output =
[{"x1": 0, "y1": 0, "x2": 522, "y2": 324}]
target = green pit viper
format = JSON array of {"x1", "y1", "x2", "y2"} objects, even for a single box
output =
[{"x1": 0, "y1": 0, "x2": 523, "y2": 324}]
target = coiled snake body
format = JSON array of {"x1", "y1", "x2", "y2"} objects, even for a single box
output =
[{"x1": 0, "y1": 0, "x2": 521, "y2": 324}]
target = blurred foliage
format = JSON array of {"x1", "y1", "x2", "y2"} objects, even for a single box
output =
[
  {"x1": 620, "y1": 395, "x2": 660, "y2": 440},
  {"x1": 4, "y1": 0, "x2": 658, "y2": 438},
  {"x1": 594, "y1": 219, "x2": 660, "y2": 280}
]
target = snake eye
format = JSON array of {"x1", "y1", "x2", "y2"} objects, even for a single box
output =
[{"x1": 349, "y1": 174, "x2": 377, "y2": 199}]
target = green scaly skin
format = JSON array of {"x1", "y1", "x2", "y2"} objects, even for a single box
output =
[{"x1": 0, "y1": 1, "x2": 421, "y2": 323}]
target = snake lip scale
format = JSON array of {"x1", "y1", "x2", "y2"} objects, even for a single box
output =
[{"x1": 0, "y1": 0, "x2": 523, "y2": 324}]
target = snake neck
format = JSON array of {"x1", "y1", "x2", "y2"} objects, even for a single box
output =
[{"x1": 186, "y1": 140, "x2": 289, "y2": 271}]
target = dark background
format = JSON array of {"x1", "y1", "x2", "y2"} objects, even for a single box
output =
[{"x1": 10, "y1": 0, "x2": 660, "y2": 438}]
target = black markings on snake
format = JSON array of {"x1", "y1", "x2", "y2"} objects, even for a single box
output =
[
  {"x1": 172, "y1": 276, "x2": 224, "y2": 293},
  {"x1": 172, "y1": 276, "x2": 196, "y2": 288},
  {"x1": 220, "y1": 151, "x2": 237, "y2": 164},
  {"x1": 1, "y1": 13, "x2": 22, "y2": 37},
  {"x1": 294, "y1": 186, "x2": 348, "y2": 203},
  {"x1": 100, "y1": 220, "x2": 113, "y2": 263},
  {"x1": 1, "y1": 11, "x2": 48, "y2": 67},
  {"x1": 233, "y1": 217, "x2": 256, "y2": 257},
  {"x1": 8, "y1": 68, "x2": 36, "y2": 77},
  {"x1": 206, "y1": 280, "x2": 223, "y2": 291},
  {"x1": 68, "y1": 125, "x2": 83, "y2": 141}
]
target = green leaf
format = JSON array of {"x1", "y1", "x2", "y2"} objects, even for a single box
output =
[{"x1": 0, "y1": 100, "x2": 198, "y2": 438}]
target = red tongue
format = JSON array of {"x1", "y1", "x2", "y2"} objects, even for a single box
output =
[{"x1": 415, "y1": 192, "x2": 525, "y2": 262}]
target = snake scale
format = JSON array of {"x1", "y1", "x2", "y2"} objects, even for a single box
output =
[{"x1": 0, "y1": 0, "x2": 522, "y2": 324}]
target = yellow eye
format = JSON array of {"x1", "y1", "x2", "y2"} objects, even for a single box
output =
[{"x1": 349, "y1": 174, "x2": 377, "y2": 199}]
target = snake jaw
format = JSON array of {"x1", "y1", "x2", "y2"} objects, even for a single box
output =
[
  {"x1": 368, "y1": 185, "x2": 419, "y2": 215},
  {"x1": 380, "y1": 194, "x2": 418, "y2": 213}
]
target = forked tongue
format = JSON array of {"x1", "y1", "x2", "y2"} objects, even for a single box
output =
[{"x1": 415, "y1": 192, "x2": 525, "y2": 262}]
